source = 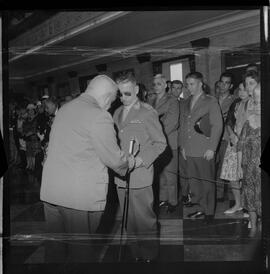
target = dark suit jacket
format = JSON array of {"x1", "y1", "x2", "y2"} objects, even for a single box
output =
[
  {"x1": 179, "y1": 93, "x2": 223, "y2": 157},
  {"x1": 218, "y1": 94, "x2": 235, "y2": 141},
  {"x1": 113, "y1": 100, "x2": 167, "y2": 188}
]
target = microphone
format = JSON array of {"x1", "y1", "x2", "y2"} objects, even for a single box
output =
[{"x1": 129, "y1": 138, "x2": 135, "y2": 155}]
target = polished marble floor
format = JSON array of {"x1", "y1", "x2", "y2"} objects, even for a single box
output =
[{"x1": 4, "y1": 165, "x2": 264, "y2": 273}]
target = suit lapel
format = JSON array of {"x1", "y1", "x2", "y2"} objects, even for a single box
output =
[
  {"x1": 185, "y1": 96, "x2": 192, "y2": 114},
  {"x1": 155, "y1": 93, "x2": 167, "y2": 109},
  {"x1": 190, "y1": 93, "x2": 205, "y2": 114},
  {"x1": 119, "y1": 101, "x2": 141, "y2": 128},
  {"x1": 117, "y1": 107, "x2": 124, "y2": 128}
]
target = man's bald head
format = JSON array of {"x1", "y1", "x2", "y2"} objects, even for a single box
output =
[{"x1": 85, "y1": 75, "x2": 118, "y2": 110}]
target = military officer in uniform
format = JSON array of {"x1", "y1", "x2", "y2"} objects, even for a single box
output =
[
  {"x1": 150, "y1": 74, "x2": 180, "y2": 212},
  {"x1": 113, "y1": 72, "x2": 166, "y2": 262},
  {"x1": 179, "y1": 72, "x2": 223, "y2": 224}
]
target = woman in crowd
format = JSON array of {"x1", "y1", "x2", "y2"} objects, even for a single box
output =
[
  {"x1": 23, "y1": 104, "x2": 41, "y2": 171},
  {"x1": 220, "y1": 82, "x2": 249, "y2": 214},
  {"x1": 137, "y1": 83, "x2": 148, "y2": 102},
  {"x1": 237, "y1": 83, "x2": 261, "y2": 236}
]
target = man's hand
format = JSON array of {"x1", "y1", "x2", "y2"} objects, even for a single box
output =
[
  {"x1": 182, "y1": 148, "x2": 186, "y2": 160},
  {"x1": 128, "y1": 155, "x2": 135, "y2": 170},
  {"x1": 203, "y1": 150, "x2": 214, "y2": 161},
  {"x1": 134, "y1": 156, "x2": 143, "y2": 168},
  {"x1": 230, "y1": 133, "x2": 238, "y2": 146},
  {"x1": 238, "y1": 166, "x2": 243, "y2": 179}
]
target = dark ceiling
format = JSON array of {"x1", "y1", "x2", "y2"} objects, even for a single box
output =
[
  {"x1": 7, "y1": 11, "x2": 58, "y2": 40},
  {"x1": 8, "y1": 10, "x2": 259, "y2": 81}
]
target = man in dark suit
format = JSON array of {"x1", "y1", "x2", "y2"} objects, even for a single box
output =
[
  {"x1": 171, "y1": 80, "x2": 191, "y2": 206},
  {"x1": 179, "y1": 72, "x2": 223, "y2": 224},
  {"x1": 150, "y1": 74, "x2": 180, "y2": 212},
  {"x1": 114, "y1": 72, "x2": 166, "y2": 262},
  {"x1": 215, "y1": 72, "x2": 235, "y2": 201}
]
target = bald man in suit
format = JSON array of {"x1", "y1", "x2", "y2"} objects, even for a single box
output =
[{"x1": 40, "y1": 75, "x2": 133, "y2": 262}]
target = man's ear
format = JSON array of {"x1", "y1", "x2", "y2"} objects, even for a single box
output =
[
  {"x1": 135, "y1": 85, "x2": 139, "y2": 95},
  {"x1": 230, "y1": 84, "x2": 234, "y2": 90}
]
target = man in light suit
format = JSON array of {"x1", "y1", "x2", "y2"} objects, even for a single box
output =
[
  {"x1": 179, "y1": 72, "x2": 223, "y2": 224},
  {"x1": 40, "y1": 75, "x2": 132, "y2": 262},
  {"x1": 150, "y1": 74, "x2": 180, "y2": 212},
  {"x1": 114, "y1": 72, "x2": 166, "y2": 262}
]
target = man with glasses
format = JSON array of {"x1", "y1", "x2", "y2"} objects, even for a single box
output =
[{"x1": 113, "y1": 72, "x2": 166, "y2": 262}]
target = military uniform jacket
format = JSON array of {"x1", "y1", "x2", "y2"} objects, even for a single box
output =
[
  {"x1": 113, "y1": 100, "x2": 167, "y2": 189},
  {"x1": 151, "y1": 93, "x2": 180, "y2": 150},
  {"x1": 179, "y1": 93, "x2": 223, "y2": 157}
]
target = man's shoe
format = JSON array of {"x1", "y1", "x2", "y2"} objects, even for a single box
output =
[
  {"x1": 187, "y1": 211, "x2": 205, "y2": 219},
  {"x1": 224, "y1": 207, "x2": 243, "y2": 214},
  {"x1": 159, "y1": 201, "x2": 168, "y2": 207},
  {"x1": 135, "y1": 257, "x2": 156, "y2": 263},
  {"x1": 203, "y1": 215, "x2": 214, "y2": 225}
]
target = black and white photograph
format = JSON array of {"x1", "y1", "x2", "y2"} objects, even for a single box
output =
[{"x1": 1, "y1": 6, "x2": 270, "y2": 274}]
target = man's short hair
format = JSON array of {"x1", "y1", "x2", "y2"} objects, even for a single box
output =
[
  {"x1": 219, "y1": 71, "x2": 234, "y2": 83},
  {"x1": 153, "y1": 74, "x2": 167, "y2": 85},
  {"x1": 172, "y1": 80, "x2": 183, "y2": 86},
  {"x1": 246, "y1": 63, "x2": 259, "y2": 72},
  {"x1": 243, "y1": 70, "x2": 260, "y2": 84},
  {"x1": 185, "y1": 71, "x2": 203, "y2": 81},
  {"x1": 115, "y1": 71, "x2": 136, "y2": 85},
  {"x1": 44, "y1": 97, "x2": 58, "y2": 106},
  {"x1": 185, "y1": 72, "x2": 208, "y2": 92}
]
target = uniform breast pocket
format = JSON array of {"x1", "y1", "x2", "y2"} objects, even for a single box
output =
[{"x1": 126, "y1": 123, "x2": 147, "y2": 150}]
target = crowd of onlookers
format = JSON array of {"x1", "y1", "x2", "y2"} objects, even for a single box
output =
[
  {"x1": 175, "y1": 63, "x2": 259, "y2": 235},
  {"x1": 8, "y1": 62, "x2": 261, "y2": 236},
  {"x1": 9, "y1": 94, "x2": 79, "y2": 184}
]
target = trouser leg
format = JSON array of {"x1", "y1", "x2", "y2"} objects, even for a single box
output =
[
  {"x1": 117, "y1": 186, "x2": 158, "y2": 260},
  {"x1": 43, "y1": 202, "x2": 103, "y2": 263},
  {"x1": 186, "y1": 157, "x2": 215, "y2": 215},
  {"x1": 43, "y1": 202, "x2": 67, "y2": 263},
  {"x1": 63, "y1": 207, "x2": 103, "y2": 262},
  {"x1": 159, "y1": 149, "x2": 178, "y2": 205},
  {"x1": 159, "y1": 171, "x2": 168, "y2": 202},
  {"x1": 216, "y1": 140, "x2": 228, "y2": 199},
  {"x1": 198, "y1": 158, "x2": 215, "y2": 216},
  {"x1": 179, "y1": 149, "x2": 189, "y2": 198}
]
